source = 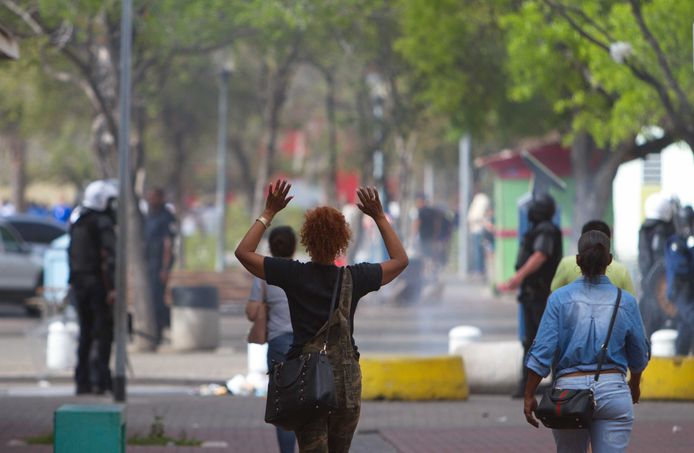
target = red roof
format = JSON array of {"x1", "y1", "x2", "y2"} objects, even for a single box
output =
[{"x1": 475, "y1": 143, "x2": 572, "y2": 179}]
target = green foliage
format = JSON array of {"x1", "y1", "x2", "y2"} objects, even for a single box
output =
[
  {"x1": 395, "y1": 0, "x2": 562, "y2": 150},
  {"x1": 502, "y1": 0, "x2": 694, "y2": 149},
  {"x1": 128, "y1": 414, "x2": 201, "y2": 446}
]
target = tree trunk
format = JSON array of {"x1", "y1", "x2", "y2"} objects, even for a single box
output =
[
  {"x1": 229, "y1": 136, "x2": 255, "y2": 209},
  {"x1": 325, "y1": 69, "x2": 338, "y2": 206},
  {"x1": 571, "y1": 132, "x2": 625, "y2": 251},
  {"x1": 128, "y1": 101, "x2": 158, "y2": 352},
  {"x1": 251, "y1": 60, "x2": 295, "y2": 215},
  {"x1": 394, "y1": 133, "x2": 417, "y2": 239},
  {"x1": 7, "y1": 131, "x2": 27, "y2": 213}
]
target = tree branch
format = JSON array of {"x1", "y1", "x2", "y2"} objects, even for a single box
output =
[
  {"x1": 626, "y1": 133, "x2": 674, "y2": 161},
  {"x1": 543, "y1": 0, "x2": 610, "y2": 52},
  {"x1": 553, "y1": 1, "x2": 616, "y2": 43},
  {"x1": 170, "y1": 27, "x2": 254, "y2": 56},
  {"x1": 628, "y1": 0, "x2": 694, "y2": 121},
  {"x1": 1, "y1": 0, "x2": 42, "y2": 34},
  {"x1": 544, "y1": 0, "x2": 683, "y2": 134}
]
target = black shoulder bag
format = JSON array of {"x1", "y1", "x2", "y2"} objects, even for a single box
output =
[
  {"x1": 264, "y1": 268, "x2": 342, "y2": 431},
  {"x1": 535, "y1": 288, "x2": 622, "y2": 430}
]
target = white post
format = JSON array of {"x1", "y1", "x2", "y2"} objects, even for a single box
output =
[{"x1": 458, "y1": 134, "x2": 472, "y2": 276}]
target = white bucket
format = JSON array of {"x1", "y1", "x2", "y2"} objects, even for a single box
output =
[
  {"x1": 46, "y1": 320, "x2": 78, "y2": 370},
  {"x1": 651, "y1": 329, "x2": 678, "y2": 357},
  {"x1": 448, "y1": 325, "x2": 482, "y2": 355},
  {"x1": 247, "y1": 343, "x2": 269, "y2": 375}
]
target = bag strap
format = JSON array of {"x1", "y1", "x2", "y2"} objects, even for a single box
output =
[
  {"x1": 321, "y1": 267, "x2": 343, "y2": 354},
  {"x1": 594, "y1": 288, "x2": 622, "y2": 382}
]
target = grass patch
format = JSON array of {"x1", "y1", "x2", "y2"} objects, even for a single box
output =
[
  {"x1": 24, "y1": 432, "x2": 53, "y2": 445},
  {"x1": 128, "y1": 415, "x2": 202, "y2": 447},
  {"x1": 128, "y1": 434, "x2": 202, "y2": 446}
]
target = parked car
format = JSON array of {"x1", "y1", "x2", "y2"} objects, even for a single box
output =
[
  {"x1": 2, "y1": 214, "x2": 67, "y2": 260},
  {"x1": 0, "y1": 219, "x2": 43, "y2": 316}
]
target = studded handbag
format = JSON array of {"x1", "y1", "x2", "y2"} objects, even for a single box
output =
[
  {"x1": 535, "y1": 288, "x2": 622, "y2": 430},
  {"x1": 264, "y1": 268, "x2": 342, "y2": 431}
]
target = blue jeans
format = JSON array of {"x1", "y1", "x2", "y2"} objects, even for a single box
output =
[
  {"x1": 552, "y1": 374, "x2": 634, "y2": 453},
  {"x1": 471, "y1": 232, "x2": 486, "y2": 275},
  {"x1": 267, "y1": 332, "x2": 296, "y2": 453}
]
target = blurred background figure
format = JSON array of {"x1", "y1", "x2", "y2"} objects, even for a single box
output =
[
  {"x1": 665, "y1": 205, "x2": 694, "y2": 356},
  {"x1": 467, "y1": 189, "x2": 494, "y2": 280},
  {"x1": 412, "y1": 193, "x2": 453, "y2": 287},
  {"x1": 638, "y1": 192, "x2": 677, "y2": 337},
  {"x1": 68, "y1": 180, "x2": 118, "y2": 395},
  {"x1": 245, "y1": 225, "x2": 298, "y2": 453},
  {"x1": 144, "y1": 187, "x2": 177, "y2": 347},
  {"x1": 51, "y1": 195, "x2": 73, "y2": 224}
]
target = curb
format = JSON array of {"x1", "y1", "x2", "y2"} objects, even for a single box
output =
[
  {"x1": 641, "y1": 356, "x2": 694, "y2": 401},
  {"x1": 360, "y1": 355, "x2": 468, "y2": 401}
]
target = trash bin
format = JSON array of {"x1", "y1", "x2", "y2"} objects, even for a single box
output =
[
  {"x1": 171, "y1": 286, "x2": 219, "y2": 351},
  {"x1": 54, "y1": 404, "x2": 125, "y2": 453}
]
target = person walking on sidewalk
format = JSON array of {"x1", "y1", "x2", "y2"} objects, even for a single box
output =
[
  {"x1": 235, "y1": 180, "x2": 408, "y2": 453},
  {"x1": 523, "y1": 231, "x2": 650, "y2": 452},
  {"x1": 245, "y1": 225, "x2": 298, "y2": 453},
  {"x1": 498, "y1": 193, "x2": 563, "y2": 397}
]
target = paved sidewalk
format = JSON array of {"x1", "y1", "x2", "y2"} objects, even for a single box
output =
[
  {"x1": 1, "y1": 392, "x2": 692, "y2": 452},
  {"x1": 0, "y1": 275, "x2": 515, "y2": 385}
]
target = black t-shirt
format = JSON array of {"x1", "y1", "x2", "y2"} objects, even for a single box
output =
[
  {"x1": 418, "y1": 206, "x2": 439, "y2": 240},
  {"x1": 264, "y1": 257, "x2": 382, "y2": 358},
  {"x1": 517, "y1": 220, "x2": 562, "y2": 302}
]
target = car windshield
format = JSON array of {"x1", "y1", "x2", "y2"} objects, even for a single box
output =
[
  {"x1": 0, "y1": 225, "x2": 24, "y2": 253},
  {"x1": 8, "y1": 221, "x2": 66, "y2": 244}
]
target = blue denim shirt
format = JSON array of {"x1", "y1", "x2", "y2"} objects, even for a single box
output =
[{"x1": 526, "y1": 275, "x2": 650, "y2": 378}]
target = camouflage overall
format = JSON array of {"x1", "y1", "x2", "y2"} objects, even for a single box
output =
[{"x1": 294, "y1": 268, "x2": 361, "y2": 453}]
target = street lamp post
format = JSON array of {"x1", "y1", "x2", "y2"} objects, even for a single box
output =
[
  {"x1": 215, "y1": 66, "x2": 231, "y2": 272},
  {"x1": 113, "y1": 0, "x2": 133, "y2": 403}
]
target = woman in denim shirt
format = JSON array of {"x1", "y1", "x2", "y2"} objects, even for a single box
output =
[{"x1": 523, "y1": 231, "x2": 650, "y2": 452}]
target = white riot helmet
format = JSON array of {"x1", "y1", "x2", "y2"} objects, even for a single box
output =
[
  {"x1": 644, "y1": 192, "x2": 674, "y2": 222},
  {"x1": 82, "y1": 179, "x2": 118, "y2": 212}
]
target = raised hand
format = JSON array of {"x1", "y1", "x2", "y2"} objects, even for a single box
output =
[
  {"x1": 356, "y1": 186, "x2": 385, "y2": 220},
  {"x1": 265, "y1": 179, "x2": 293, "y2": 215}
]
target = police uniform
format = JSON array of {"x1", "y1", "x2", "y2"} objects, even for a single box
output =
[
  {"x1": 144, "y1": 207, "x2": 176, "y2": 344},
  {"x1": 665, "y1": 228, "x2": 694, "y2": 355},
  {"x1": 514, "y1": 195, "x2": 563, "y2": 394},
  {"x1": 68, "y1": 208, "x2": 116, "y2": 394}
]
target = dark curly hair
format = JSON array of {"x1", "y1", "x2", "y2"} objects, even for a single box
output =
[
  {"x1": 269, "y1": 226, "x2": 296, "y2": 258},
  {"x1": 301, "y1": 207, "x2": 351, "y2": 264}
]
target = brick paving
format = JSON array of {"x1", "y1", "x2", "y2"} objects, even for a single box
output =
[{"x1": 1, "y1": 394, "x2": 692, "y2": 452}]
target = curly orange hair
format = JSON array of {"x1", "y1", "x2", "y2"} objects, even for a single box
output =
[{"x1": 300, "y1": 207, "x2": 351, "y2": 264}]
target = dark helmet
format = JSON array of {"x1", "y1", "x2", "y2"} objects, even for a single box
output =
[{"x1": 528, "y1": 193, "x2": 556, "y2": 224}]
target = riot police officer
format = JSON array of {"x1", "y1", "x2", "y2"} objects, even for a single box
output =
[
  {"x1": 665, "y1": 206, "x2": 694, "y2": 355},
  {"x1": 68, "y1": 180, "x2": 118, "y2": 395},
  {"x1": 498, "y1": 193, "x2": 563, "y2": 396}
]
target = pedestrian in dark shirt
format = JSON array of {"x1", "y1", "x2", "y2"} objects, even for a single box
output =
[
  {"x1": 68, "y1": 180, "x2": 118, "y2": 395},
  {"x1": 235, "y1": 180, "x2": 408, "y2": 453},
  {"x1": 498, "y1": 193, "x2": 563, "y2": 398},
  {"x1": 144, "y1": 187, "x2": 176, "y2": 346}
]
